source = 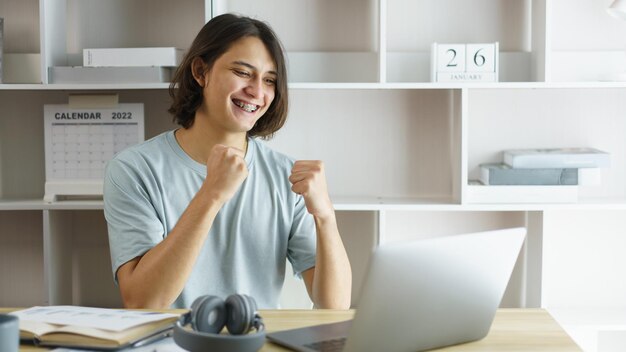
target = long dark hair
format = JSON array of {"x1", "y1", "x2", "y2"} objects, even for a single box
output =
[{"x1": 168, "y1": 14, "x2": 288, "y2": 139}]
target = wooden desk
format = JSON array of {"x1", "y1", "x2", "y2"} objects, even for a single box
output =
[
  {"x1": 259, "y1": 309, "x2": 581, "y2": 351},
  {"x1": 7, "y1": 308, "x2": 580, "y2": 351}
]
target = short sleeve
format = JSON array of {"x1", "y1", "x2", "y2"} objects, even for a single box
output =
[
  {"x1": 286, "y1": 194, "x2": 317, "y2": 277},
  {"x1": 103, "y1": 157, "x2": 165, "y2": 284}
]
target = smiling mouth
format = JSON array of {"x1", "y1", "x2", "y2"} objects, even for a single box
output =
[{"x1": 233, "y1": 99, "x2": 259, "y2": 113}]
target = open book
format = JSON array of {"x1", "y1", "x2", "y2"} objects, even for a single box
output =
[{"x1": 11, "y1": 306, "x2": 183, "y2": 350}]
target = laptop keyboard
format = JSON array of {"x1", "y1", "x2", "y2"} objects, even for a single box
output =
[{"x1": 304, "y1": 337, "x2": 347, "y2": 352}]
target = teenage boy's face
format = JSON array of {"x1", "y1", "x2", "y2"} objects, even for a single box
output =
[{"x1": 202, "y1": 36, "x2": 277, "y2": 134}]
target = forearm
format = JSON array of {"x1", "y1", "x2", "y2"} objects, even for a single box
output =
[
  {"x1": 120, "y1": 186, "x2": 221, "y2": 308},
  {"x1": 311, "y1": 214, "x2": 352, "y2": 309}
]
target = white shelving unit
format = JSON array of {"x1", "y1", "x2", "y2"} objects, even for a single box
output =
[{"x1": 1, "y1": 0, "x2": 626, "y2": 319}]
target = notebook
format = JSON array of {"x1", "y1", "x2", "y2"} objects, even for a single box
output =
[
  {"x1": 11, "y1": 306, "x2": 181, "y2": 350},
  {"x1": 267, "y1": 227, "x2": 526, "y2": 352}
]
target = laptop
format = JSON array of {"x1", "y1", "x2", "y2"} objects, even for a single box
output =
[{"x1": 267, "y1": 227, "x2": 526, "y2": 352}]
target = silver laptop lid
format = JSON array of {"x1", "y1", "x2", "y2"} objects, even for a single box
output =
[{"x1": 343, "y1": 227, "x2": 526, "y2": 352}]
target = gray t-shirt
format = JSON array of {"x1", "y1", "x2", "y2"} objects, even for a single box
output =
[{"x1": 103, "y1": 130, "x2": 316, "y2": 308}]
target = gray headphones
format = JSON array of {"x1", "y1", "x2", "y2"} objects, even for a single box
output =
[{"x1": 173, "y1": 294, "x2": 265, "y2": 352}]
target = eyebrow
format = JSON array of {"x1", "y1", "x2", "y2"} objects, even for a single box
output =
[{"x1": 232, "y1": 60, "x2": 278, "y2": 76}]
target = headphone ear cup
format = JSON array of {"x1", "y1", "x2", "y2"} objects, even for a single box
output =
[
  {"x1": 191, "y1": 295, "x2": 227, "y2": 334},
  {"x1": 225, "y1": 294, "x2": 257, "y2": 335}
]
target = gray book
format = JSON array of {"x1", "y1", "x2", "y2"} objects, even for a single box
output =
[
  {"x1": 480, "y1": 163, "x2": 578, "y2": 185},
  {"x1": 48, "y1": 66, "x2": 172, "y2": 84},
  {"x1": 1, "y1": 17, "x2": 4, "y2": 83}
]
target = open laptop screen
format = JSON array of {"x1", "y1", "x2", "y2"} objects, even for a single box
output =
[{"x1": 267, "y1": 227, "x2": 526, "y2": 352}]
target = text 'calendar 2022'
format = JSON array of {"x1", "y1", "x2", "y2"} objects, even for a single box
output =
[{"x1": 43, "y1": 103, "x2": 144, "y2": 202}]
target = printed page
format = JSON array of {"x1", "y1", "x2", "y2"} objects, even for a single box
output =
[{"x1": 12, "y1": 306, "x2": 178, "y2": 332}]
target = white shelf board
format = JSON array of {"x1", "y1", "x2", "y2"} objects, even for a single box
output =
[
  {"x1": 3, "y1": 82, "x2": 626, "y2": 91},
  {"x1": 0, "y1": 199, "x2": 104, "y2": 210},
  {"x1": 2, "y1": 197, "x2": 626, "y2": 212},
  {"x1": 290, "y1": 82, "x2": 626, "y2": 89},
  {"x1": 334, "y1": 196, "x2": 626, "y2": 211},
  {"x1": 333, "y1": 196, "x2": 457, "y2": 211},
  {"x1": 0, "y1": 83, "x2": 170, "y2": 90},
  {"x1": 0, "y1": 199, "x2": 47, "y2": 210}
]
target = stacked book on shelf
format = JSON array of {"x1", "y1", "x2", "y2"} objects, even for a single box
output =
[
  {"x1": 468, "y1": 148, "x2": 611, "y2": 204},
  {"x1": 49, "y1": 47, "x2": 183, "y2": 84}
]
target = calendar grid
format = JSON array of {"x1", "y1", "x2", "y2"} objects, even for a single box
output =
[{"x1": 50, "y1": 122, "x2": 139, "y2": 179}]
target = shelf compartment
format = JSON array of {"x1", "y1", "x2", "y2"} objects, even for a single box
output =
[
  {"x1": 41, "y1": 0, "x2": 206, "y2": 83},
  {"x1": 542, "y1": 209, "x2": 626, "y2": 308},
  {"x1": 466, "y1": 88, "x2": 626, "y2": 204},
  {"x1": 45, "y1": 209, "x2": 122, "y2": 306},
  {"x1": 385, "y1": 0, "x2": 547, "y2": 83},
  {"x1": 212, "y1": 0, "x2": 380, "y2": 83},
  {"x1": 0, "y1": 210, "x2": 45, "y2": 306},
  {"x1": 382, "y1": 210, "x2": 528, "y2": 306},
  {"x1": 550, "y1": 0, "x2": 626, "y2": 52},
  {"x1": 266, "y1": 88, "x2": 462, "y2": 202},
  {"x1": 386, "y1": 0, "x2": 531, "y2": 52},
  {"x1": 0, "y1": 0, "x2": 40, "y2": 54},
  {"x1": 548, "y1": 0, "x2": 626, "y2": 82},
  {"x1": 0, "y1": 0, "x2": 41, "y2": 83},
  {"x1": 0, "y1": 89, "x2": 176, "y2": 200}
]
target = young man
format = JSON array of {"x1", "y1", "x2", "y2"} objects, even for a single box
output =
[{"x1": 104, "y1": 14, "x2": 351, "y2": 309}]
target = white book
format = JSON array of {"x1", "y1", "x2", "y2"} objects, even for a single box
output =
[
  {"x1": 83, "y1": 47, "x2": 184, "y2": 67},
  {"x1": 466, "y1": 183, "x2": 578, "y2": 204},
  {"x1": 503, "y1": 148, "x2": 611, "y2": 168}
]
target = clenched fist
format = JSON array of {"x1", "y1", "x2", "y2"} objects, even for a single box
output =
[
  {"x1": 289, "y1": 160, "x2": 334, "y2": 219},
  {"x1": 203, "y1": 144, "x2": 248, "y2": 205}
]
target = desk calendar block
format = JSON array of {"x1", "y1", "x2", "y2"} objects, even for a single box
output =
[
  {"x1": 431, "y1": 42, "x2": 499, "y2": 82},
  {"x1": 43, "y1": 103, "x2": 144, "y2": 202},
  {"x1": 435, "y1": 44, "x2": 466, "y2": 73}
]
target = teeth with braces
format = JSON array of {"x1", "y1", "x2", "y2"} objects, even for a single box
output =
[{"x1": 234, "y1": 100, "x2": 258, "y2": 112}]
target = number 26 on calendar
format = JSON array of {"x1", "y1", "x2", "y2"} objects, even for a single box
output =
[{"x1": 431, "y1": 42, "x2": 499, "y2": 82}]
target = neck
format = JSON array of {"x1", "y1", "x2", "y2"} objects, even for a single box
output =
[{"x1": 175, "y1": 119, "x2": 248, "y2": 164}]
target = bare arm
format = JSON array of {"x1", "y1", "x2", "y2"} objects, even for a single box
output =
[
  {"x1": 290, "y1": 161, "x2": 352, "y2": 309},
  {"x1": 116, "y1": 145, "x2": 247, "y2": 309}
]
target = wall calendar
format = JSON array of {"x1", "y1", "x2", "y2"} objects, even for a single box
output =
[{"x1": 43, "y1": 103, "x2": 144, "y2": 202}]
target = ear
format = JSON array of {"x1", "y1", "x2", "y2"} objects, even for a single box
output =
[{"x1": 191, "y1": 57, "x2": 208, "y2": 87}]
